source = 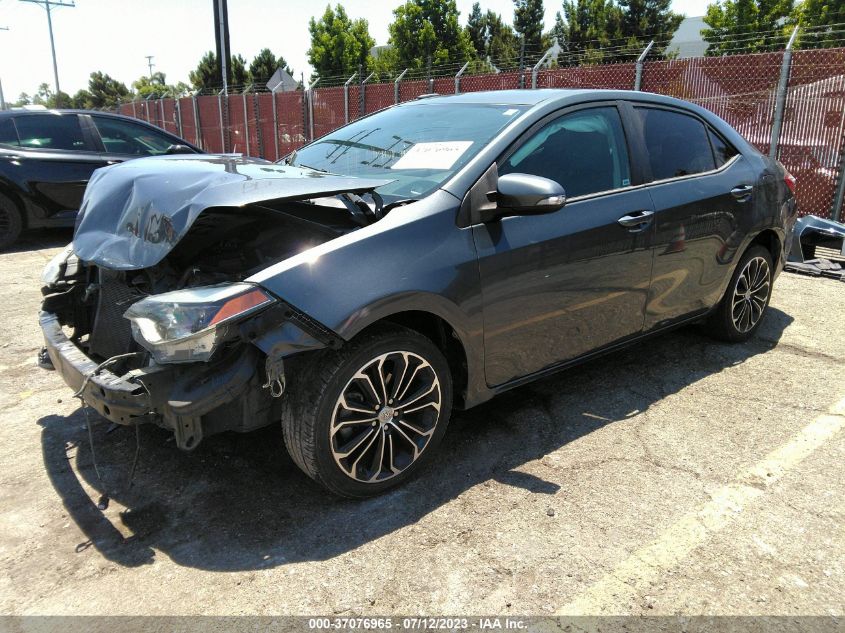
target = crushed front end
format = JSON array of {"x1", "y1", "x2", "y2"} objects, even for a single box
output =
[{"x1": 37, "y1": 155, "x2": 381, "y2": 449}]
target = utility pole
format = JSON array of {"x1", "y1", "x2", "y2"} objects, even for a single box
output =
[
  {"x1": 0, "y1": 27, "x2": 8, "y2": 111},
  {"x1": 19, "y1": 0, "x2": 75, "y2": 107},
  {"x1": 213, "y1": 0, "x2": 230, "y2": 93},
  {"x1": 145, "y1": 55, "x2": 155, "y2": 80}
]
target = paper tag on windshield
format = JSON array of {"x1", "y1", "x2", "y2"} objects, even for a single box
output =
[{"x1": 391, "y1": 141, "x2": 473, "y2": 170}]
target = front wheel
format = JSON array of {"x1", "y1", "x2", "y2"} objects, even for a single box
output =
[
  {"x1": 281, "y1": 324, "x2": 453, "y2": 498},
  {"x1": 0, "y1": 194, "x2": 23, "y2": 251},
  {"x1": 705, "y1": 244, "x2": 774, "y2": 342}
]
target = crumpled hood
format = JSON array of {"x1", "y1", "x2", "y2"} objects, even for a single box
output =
[{"x1": 73, "y1": 154, "x2": 392, "y2": 270}]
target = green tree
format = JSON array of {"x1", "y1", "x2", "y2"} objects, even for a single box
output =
[
  {"x1": 189, "y1": 52, "x2": 252, "y2": 92},
  {"x1": 513, "y1": 0, "x2": 545, "y2": 53},
  {"x1": 249, "y1": 48, "x2": 293, "y2": 87},
  {"x1": 702, "y1": 0, "x2": 794, "y2": 55},
  {"x1": 560, "y1": 0, "x2": 624, "y2": 60},
  {"x1": 308, "y1": 4, "x2": 375, "y2": 79},
  {"x1": 132, "y1": 72, "x2": 190, "y2": 99},
  {"x1": 71, "y1": 89, "x2": 94, "y2": 109},
  {"x1": 466, "y1": 2, "x2": 486, "y2": 58},
  {"x1": 231, "y1": 54, "x2": 250, "y2": 88},
  {"x1": 388, "y1": 0, "x2": 473, "y2": 70},
  {"x1": 618, "y1": 0, "x2": 683, "y2": 57},
  {"x1": 466, "y1": 5, "x2": 521, "y2": 67},
  {"x1": 13, "y1": 93, "x2": 31, "y2": 107},
  {"x1": 791, "y1": 0, "x2": 844, "y2": 47},
  {"x1": 31, "y1": 82, "x2": 72, "y2": 108},
  {"x1": 86, "y1": 71, "x2": 130, "y2": 107}
]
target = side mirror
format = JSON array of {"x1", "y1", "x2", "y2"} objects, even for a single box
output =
[
  {"x1": 165, "y1": 144, "x2": 195, "y2": 155},
  {"x1": 484, "y1": 173, "x2": 566, "y2": 221}
]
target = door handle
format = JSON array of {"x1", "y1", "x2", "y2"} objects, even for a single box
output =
[
  {"x1": 618, "y1": 210, "x2": 654, "y2": 229},
  {"x1": 731, "y1": 184, "x2": 753, "y2": 200}
]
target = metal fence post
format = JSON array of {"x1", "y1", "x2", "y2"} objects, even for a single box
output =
[
  {"x1": 131, "y1": 99, "x2": 137, "y2": 119},
  {"x1": 158, "y1": 96, "x2": 166, "y2": 130},
  {"x1": 175, "y1": 96, "x2": 183, "y2": 138},
  {"x1": 307, "y1": 78, "x2": 319, "y2": 141},
  {"x1": 192, "y1": 93, "x2": 202, "y2": 148},
  {"x1": 217, "y1": 90, "x2": 226, "y2": 152},
  {"x1": 394, "y1": 69, "x2": 408, "y2": 104},
  {"x1": 769, "y1": 27, "x2": 799, "y2": 161},
  {"x1": 361, "y1": 71, "x2": 374, "y2": 117},
  {"x1": 144, "y1": 94, "x2": 155, "y2": 123},
  {"x1": 831, "y1": 141, "x2": 845, "y2": 221},
  {"x1": 271, "y1": 87, "x2": 280, "y2": 160},
  {"x1": 531, "y1": 44, "x2": 556, "y2": 89},
  {"x1": 242, "y1": 85, "x2": 251, "y2": 156},
  {"x1": 344, "y1": 73, "x2": 357, "y2": 123},
  {"x1": 633, "y1": 40, "x2": 655, "y2": 91},
  {"x1": 455, "y1": 62, "x2": 469, "y2": 94}
]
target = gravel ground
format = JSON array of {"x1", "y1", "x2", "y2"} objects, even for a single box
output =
[{"x1": 0, "y1": 229, "x2": 843, "y2": 620}]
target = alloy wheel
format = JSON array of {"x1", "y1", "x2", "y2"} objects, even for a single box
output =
[
  {"x1": 731, "y1": 256, "x2": 770, "y2": 333},
  {"x1": 330, "y1": 351, "x2": 442, "y2": 483}
]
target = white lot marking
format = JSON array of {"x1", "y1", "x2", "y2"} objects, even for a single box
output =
[{"x1": 557, "y1": 397, "x2": 845, "y2": 615}]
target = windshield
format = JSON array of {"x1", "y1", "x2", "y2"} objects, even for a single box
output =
[{"x1": 288, "y1": 102, "x2": 527, "y2": 202}]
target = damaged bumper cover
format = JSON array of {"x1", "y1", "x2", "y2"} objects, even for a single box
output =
[
  {"x1": 40, "y1": 300, "x2": 342, "y2": 449},
  {"x1": 786, "y1": 215, "x2": 845, "y2": 280}
]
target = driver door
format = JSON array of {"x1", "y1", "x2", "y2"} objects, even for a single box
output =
[{"x1": 472, "y1": 104, "x2": 656, "y2": 386}]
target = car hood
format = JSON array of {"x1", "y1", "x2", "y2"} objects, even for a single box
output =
[{"x1": 72, "y1": 154, "x2": 392, "y2": 270}]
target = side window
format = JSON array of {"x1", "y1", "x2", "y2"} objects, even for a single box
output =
[
  {"x1": 501, "y1": 106, "x2": 631, "y2": 199},
  {"x1": 708, "y1": 128, "x2": 738, "y2": 168},
  {"x1": 636, "y1": 107, "x2": 716, "y2": 180},
  {"x1": 92, "y1": 117, "x2": 175, "y2": 156},
  {"x1": 13, "y1": 114, "x2": 88, "y2": 151},
  {"x1": 0, "y1": 119, "x2": 18, "y2": 147}
]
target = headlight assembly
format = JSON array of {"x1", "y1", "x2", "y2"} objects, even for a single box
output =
[
  {"x1": 124, "y1": 283, "x2": 275, "y2": 363},
  {"x1": 41, "y1": 244, "x2": 75, "y2": 286}
]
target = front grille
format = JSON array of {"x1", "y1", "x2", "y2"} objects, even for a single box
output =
[{"x1": 88, "y1": 268, "x2": 140, "y2": 360}]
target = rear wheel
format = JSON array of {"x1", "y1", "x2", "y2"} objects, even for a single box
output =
[
  {"x1": 281, "y1": 324, "x2": 453, "y2": 498},
  {"x1": 0, "y1": 194, "x2": 23, "y2": 251},
  {"x1": 705, "y1": 244, "x2": 773, "y2": 342}
]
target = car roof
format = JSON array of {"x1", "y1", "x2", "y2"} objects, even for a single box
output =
[
  {"x1": 0, "y1": 108, "x2": 137, "y2": 119},
  {"x1": 398, "y1": 88, "x2": 708, "y2": 110}
]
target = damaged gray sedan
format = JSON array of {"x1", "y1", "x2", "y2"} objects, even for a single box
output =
[{"x1": 39, "y1": 90, "x2": 797, "y2": 497}]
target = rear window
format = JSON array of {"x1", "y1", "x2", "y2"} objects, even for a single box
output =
[
  {"x1": 13, "y1": 114, "x2": 88, "y2": 151},
  {"x1": 637, "y1": 107, "x2": 716, "y2": 180},
  {"x1": 708, "y1": 128, "x2": 738, "y2": 167},
  {"x1": 0, "y1": 119, "x2": 18, "y2": 146}
]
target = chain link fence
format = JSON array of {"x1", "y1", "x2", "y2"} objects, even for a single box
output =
[{"x1": 116, "y1": 46, "x2": 845, "y2": 220}]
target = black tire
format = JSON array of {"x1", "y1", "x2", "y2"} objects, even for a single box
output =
[
  {"x1": 705, "y1": 244, "x2": 774, "y2": 342},
  {"x1": 0, "y1": 194, "x2": 23, "y2": 251},
  {"x1": 281, "y1": 324, "x2": 453, "y2": 498}
]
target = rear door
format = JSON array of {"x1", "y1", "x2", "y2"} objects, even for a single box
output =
[
  {"x1": 626, "y1": 103, "x2": 757, "y2": 330},
  {"x1": 473, "y1": 103, "x2": 656, "y2": 386},
  {"x1": 7, "y1": 113, "x2": 106, "y2": 223}
]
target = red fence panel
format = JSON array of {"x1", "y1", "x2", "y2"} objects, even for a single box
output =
[
  {"x1": 365, "y1": 82, "x2": 394, "y2": 114},
  {"x1": 276, "y1": 91, "x2": 304, "y2": 157},
  {"x1": 312, "y1": 86, "x2": 345, "y2": 139},
  {"x1": 177, "y1": 97, "x2": 199, "y2": 148},
  {"x1": 778, "y1": 48, "x2": 845, "y2": 218},
  {"x1": 196, "y1": 95, "x2": 224, "y2": 154},
  {"x1": 100, "y1": 49, "x2": 845, "y2": 218}
]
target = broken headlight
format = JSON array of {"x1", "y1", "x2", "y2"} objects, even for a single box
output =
[
  {"x1": 41, "y1": 244, "x2": 75, "y2": 286},
  {"x1": 124, "y1": 283, "x2": 274, "y2": 363}
]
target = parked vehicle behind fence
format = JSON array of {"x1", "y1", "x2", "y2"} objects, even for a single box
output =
[
  {"x1": 0, "y1": 109, "x2": 201, "y2": 249},
  {"x1": 39, "y1": 89, "x2": 798, "y2": 497}
]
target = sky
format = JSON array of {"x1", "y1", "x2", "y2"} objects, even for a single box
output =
[{"x1": 0, "y1": 0, "x2": 711, "y2": 101}]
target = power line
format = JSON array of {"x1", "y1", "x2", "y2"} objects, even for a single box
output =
[{"x1": 19, "y1": 0, "x2": 75, "y2": 106}]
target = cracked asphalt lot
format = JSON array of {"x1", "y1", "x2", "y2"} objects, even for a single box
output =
[{"x1": 0, "y1": 230, "x2": 843, "y2": 617}]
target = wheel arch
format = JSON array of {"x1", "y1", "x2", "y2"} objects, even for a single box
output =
[
  {"x1": 0, "y1": 183, "x2": 28, "y2": 229},
  {"x1": 351, "y1": 306, "x2": 473, "y2": 410},
  {"x1": 748, "y1": 228, "x2": 783, "y2": 269}
]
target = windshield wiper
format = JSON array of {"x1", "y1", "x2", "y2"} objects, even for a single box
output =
[{"x1": 295, "y1": 163, "x2": 330, "y2": 173}]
